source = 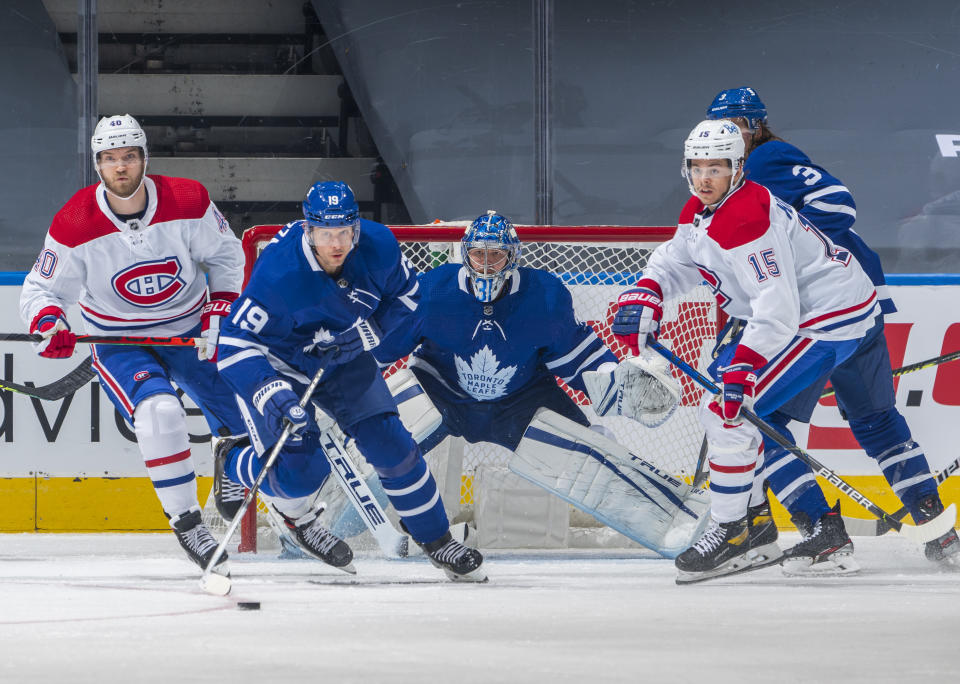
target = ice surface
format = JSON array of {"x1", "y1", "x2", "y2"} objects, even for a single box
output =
[{"x1": 0, "y1": 532, "x2": 957, "y2": 683}]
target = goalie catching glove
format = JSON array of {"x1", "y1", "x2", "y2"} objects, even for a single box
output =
[{"x1": 583, "y1": 351, "x2": 680, "y2": 428}]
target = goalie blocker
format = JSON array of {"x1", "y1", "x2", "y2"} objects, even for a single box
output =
[{"x1": 512, "y1": 409, "x2": 710, "y2": 558}]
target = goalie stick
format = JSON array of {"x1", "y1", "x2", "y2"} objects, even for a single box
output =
[
  {"x1": 201, "y1": 365, "x2": 330, "y2": 596},
  {"x1": 0, "y1": 357, "x2": 97, "y2": 401},
  {"x1": 647, "y1": 339, "x2": 956, "y2": 545}
]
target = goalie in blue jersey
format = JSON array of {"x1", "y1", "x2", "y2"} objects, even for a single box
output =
[
  {"x1": 705, "y1": 87, "x2": 957, "y2": 569},
  {"x1": 373, "y1": 211, "x2": 711, "y2": 558},
  {"x1": 212, "y1": 181, "x2": 485, "y2": 582}
]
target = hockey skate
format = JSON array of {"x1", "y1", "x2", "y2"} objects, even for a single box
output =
[
  {"x1": 171, "y1": 509, "x2": 229, "y2": 576},
  {"x1": 746, "y1": 499, "x2": 783, "y2": 570},
  {"x1": 212, "y1": 436, "x2": 245, "y2": 522},
  {"x1": 675, "y1": 515, "x2": 754, "y2": 584},
  {"x1": 414, "y1": 529, "x2": 487, "y2": 582},
  {"x1": 915, "y1": 495, "x2": 960, "y2": 566},
  {"x1": 781, "y1": 501, "x2": 859, "y2": 576},
  {"x1": 269, "y1": 504, "x2": 356, "y2": 574}
]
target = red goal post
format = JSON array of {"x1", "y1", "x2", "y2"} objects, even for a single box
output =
[{"x1": 218, "y1": 223, "x2": 719, "y2": 552}]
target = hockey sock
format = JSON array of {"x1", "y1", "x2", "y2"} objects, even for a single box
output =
[
  {"x1": 849, "y1": 409, "x2": 937, "y2": 514},
  {"x1": 760, "y1": 420, "x2": 830, "y2": 523},
  {"x1": 134, "y1": 393, "x2": 197, "y2": 517}
]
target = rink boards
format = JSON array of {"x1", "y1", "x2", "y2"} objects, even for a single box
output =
[{"x1": 0, "y1": 276, "x2": 958, "y2": 531}]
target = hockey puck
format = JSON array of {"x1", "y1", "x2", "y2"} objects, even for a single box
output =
[{"x1": 237, "y1": 602, "x2": 261, "y2": 611}]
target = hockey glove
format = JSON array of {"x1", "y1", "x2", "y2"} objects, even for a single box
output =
[
  {"x1": 314, "y1": 318, "x2": 382, "y2": 369},
  {"x1": 197, "y1": 292, "x2": 237, "y2": 362},
  {"x1": 611, "y1": 282, "x2": 663, "y2": 355},
  {"x1": 711, "y1": 362, "x2": 757, "y2": 425},
  {"x1": 30, "y1": 306, "x2": 77, "y2": 359},
  {"x1": 252, "y1": 378, "x2": 314, "y2": 442}
]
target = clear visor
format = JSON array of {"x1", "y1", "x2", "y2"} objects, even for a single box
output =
[
  {"x1": 686, "y1": 161, "x2": 734, "y2": 181},
  {"x1": 97, "y1": 150, "x2": 144, "y2": 168},
  {"x1": 307, "y1": 223, "x2": 356, "y2": 247},
  {"x1": 466, "y1": 246, "x2": 510, "y2": 275}
]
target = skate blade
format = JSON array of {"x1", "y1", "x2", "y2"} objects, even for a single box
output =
[
  {"x1": 747, "y1": 542, "x2": 784, "y2": 570},
  {"x1": 676, "y1": 554, "x2": 756, "y2": 585},
  {"x1": 781, "y1": 552, "x2": 860, "y2": 577},
  {"x1": 337, "y1": 561, "x2": 357, "y2": 575},
  {"x1": 447, "y1": 566, "x2": 488, "y2": 583}
]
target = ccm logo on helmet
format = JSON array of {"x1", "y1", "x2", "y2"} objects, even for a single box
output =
[{"x1": 112, "y1": 257, "x2": 186, "y2": 307}]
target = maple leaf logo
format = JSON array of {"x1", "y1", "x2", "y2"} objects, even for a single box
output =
[{"x1": 454, "y1": 345, "x2": 517, "y2": 400}]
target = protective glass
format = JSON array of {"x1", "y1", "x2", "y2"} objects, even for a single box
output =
[{"x1": 686, "y1": 162, "x2": 734, "y2": 180}]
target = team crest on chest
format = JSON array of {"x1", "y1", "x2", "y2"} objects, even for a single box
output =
[
  {"x1": 111, "y1": 257, "x2": 186, "y2": 307},
  {"x1": 454, "y1": 345, "x2": 516, "y2": 400}
]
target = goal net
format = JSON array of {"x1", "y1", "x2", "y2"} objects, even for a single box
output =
[{"x1": 203, "y1": 223, "x2": 718, "y2": 551}]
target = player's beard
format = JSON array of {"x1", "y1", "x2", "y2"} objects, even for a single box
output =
[{"x1": 102, "y1": 165, "x2": 146, "y2": 200}]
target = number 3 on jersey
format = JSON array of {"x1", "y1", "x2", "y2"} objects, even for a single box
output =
[{"x1": 230, "y1": 298, "x2": 269, "y2": 333}]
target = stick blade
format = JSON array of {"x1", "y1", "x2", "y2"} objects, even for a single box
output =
[
  {"x1": 896, "y1": 503, "x2": 957, "y2": 544},
  {"x1": 200, "y1": 572, "x2": 232, "y2": 596}
]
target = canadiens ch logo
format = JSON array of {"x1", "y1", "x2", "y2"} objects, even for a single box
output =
[{"x1": 112, "y1": 257, "x2": 186, "y2": 307}]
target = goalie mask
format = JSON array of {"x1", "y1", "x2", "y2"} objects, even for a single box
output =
[
  {"x1": 91, "y1": 114, "x2": 148, "y2": 200},
  {"x1": 302, "y1": 181, "x2": 361, "y2": 253},
  {"x1": 681, "y1": 119, "x2": 745, "y2": 202},
  {"x1": 461, "y1": 211, "x2": 521, "y2": 303}
]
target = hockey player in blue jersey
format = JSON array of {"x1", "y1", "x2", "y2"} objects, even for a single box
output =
[
  {"x1": 705, "y1": 87, "x2": 958, "y2": 568},
  {"x1": 213, "y1": 181, "x2": 486, "y2": 581},
  {"x1": 374, "y1": 212, "x2": 710, "y2": 558}
]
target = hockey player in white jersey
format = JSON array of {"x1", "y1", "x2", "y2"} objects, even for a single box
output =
[
  {"x1": 613, "y1": 119, "x2": 892, "y2": 583},
  {"x1": 705, "y1": 87, "x2": 957, "y2": 567},
  {"x1": 213, "y1": 181, "x2": 485, "y2": 581},
  {"x1": 373, "y1": 212, "x2": 709, "y2": 558},
  {"x1": 19, "y1": 114, "x2": 247, "y2": 577}
]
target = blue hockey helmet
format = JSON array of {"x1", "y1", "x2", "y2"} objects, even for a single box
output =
[
  {"x1": 461, "y1": 211, "x2": 521, "y2": 303},
  {"x1": 706, "y1": 87, "x2": 767, "y2": 131},
  {"x1": 302, "y1": 181, "x2": 361, "y2": 249}
]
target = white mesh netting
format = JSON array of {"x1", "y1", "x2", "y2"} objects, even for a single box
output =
[{"x1": 203, "y1": 225, "x2": 718, "y2": 550}]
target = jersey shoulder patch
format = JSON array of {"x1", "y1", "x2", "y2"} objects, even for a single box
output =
[
  {"x1": 678, "y1": 195, "x2": 705, "y2": 225},
  {"x1": 150, "y1": 175, "x2": 211, "y2": 224},
  {"x1": 49, "y1": 185, "x2": 118, "y2": 247},
  {"x1": 706, "y1": 181, "x2": 771, "y2": 250}
]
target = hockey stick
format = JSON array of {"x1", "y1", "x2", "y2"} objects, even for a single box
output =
[
  {"x1": 200, "y1": 365, "x2": 328, "y2": 596},
  {"x1": 647, "y1": 339, "x2": 956, "y2": 544},
  {"x1": 0, "y1": 333, "x2": 199, "y2": 347},
  {"x1": 0, "y1": 357, "x2": 97, "y2": 401},
  {"x1": 819, "y1": 348, "x2": 960, "y2": 399},
  {"x1": 843, "y1": 457, "x2": 960, "y2": 536},
  {"x1": 320, "y1": 426, "x2": 409, "y2": 558}
]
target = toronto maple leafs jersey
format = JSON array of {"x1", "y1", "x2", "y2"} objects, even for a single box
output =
[
  {"x1": 745, "y1": 140, "x2": 894, "y2": 313},
  {"x1": 376, "y1": 264, "x2": 617, "y2": 404},
  {"x1": 216, "y1": 219, "x2": 419, "y2": 402},
  {"x1": 644, "y1": 180, "x2": 879, "y2": 365},
  {"x1": 19, "y1": 175, "x2": 243, "y2": 336}
]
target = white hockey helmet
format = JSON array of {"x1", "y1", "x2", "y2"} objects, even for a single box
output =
[
  {"x1": 91, "y1": 114, "x2": 148, "y2": 198},
  {"x1": 681, "y1": 119, "x2": 745, "y2": 199}
]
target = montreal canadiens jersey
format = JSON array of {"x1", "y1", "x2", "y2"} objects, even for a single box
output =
[
  {"x1": 745, "y1": 140, "x2": 894, "y2": 313},
  {"x1": 375, "y1": 264, "x2": 617, "y2": 404},
  {"x1": 645, "y1": 180, "x2": 879, "y2": 364},
  {"x1": 19, "y1": 175, "x2": 243, "y2": 336},
  {"x1": 216, "y1": 219, "x2": 419, "y2": 400}
]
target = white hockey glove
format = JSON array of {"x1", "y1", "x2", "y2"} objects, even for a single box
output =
[
  {"x1": 197, "y1": 293, "x2": 236, "y2": 362},
  {"x1": 583, "y1": 352, "x2": 681, "y2": 428}
]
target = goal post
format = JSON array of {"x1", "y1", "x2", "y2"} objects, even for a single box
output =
[{"x1": 205, "y1": 223, "x2": 718, "y2": 552}]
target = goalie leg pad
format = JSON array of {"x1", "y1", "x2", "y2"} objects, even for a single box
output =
[
  {"x1": 511, "y1": 409, "x2": 710, "y2": 558},
  {"x1": 387, "y1": 368, "x2": 443, "y2": 444}
]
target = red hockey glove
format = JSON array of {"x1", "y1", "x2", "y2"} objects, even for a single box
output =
[
  {"x1": 611, "y1": 280, "x2": 663, "y2": 355},
  {"x1": 198, "y1": 292, "x2": 237, "y2": 362},
  {"x1": 30, "y1": 306, "x2": 77, "y2": 359}
]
